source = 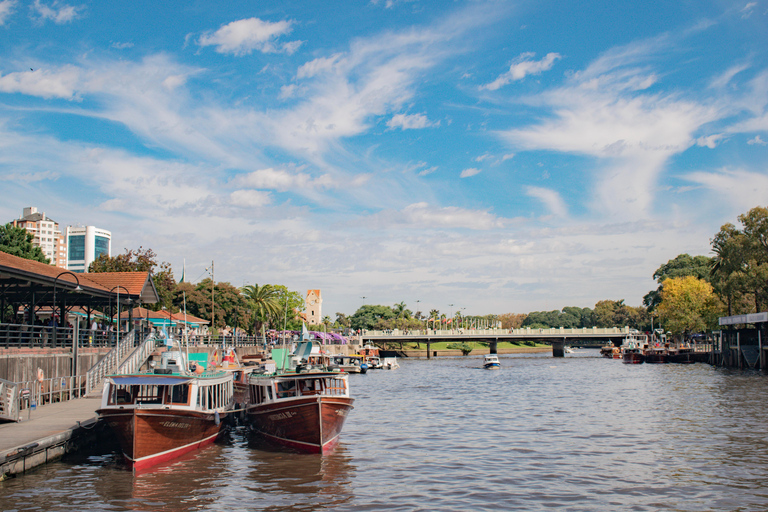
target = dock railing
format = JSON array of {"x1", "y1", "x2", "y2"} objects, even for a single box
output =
[
  {"x1": 115, "y1": 332, "x2": 157, "y2": 375},
  {"x1": 0, "y1": 378, "x2": 20, "y2": 422},
  {"x1": 85, "y1": 329, "x2": 138, "y2": 395}
]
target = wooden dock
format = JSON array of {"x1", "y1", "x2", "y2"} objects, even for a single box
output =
[{"x1": 0, "y1": 394, "x2": 104, "y2": 479}]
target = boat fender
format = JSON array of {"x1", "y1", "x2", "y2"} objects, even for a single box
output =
[
  {"x1": 215, "y1": 410, "x2": 220, "y2": 426},
  {"x1": 37, "y1": 368, "x2": 44, "y2": 383}
]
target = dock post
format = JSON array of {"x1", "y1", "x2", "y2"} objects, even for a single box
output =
[{"x1": 552, "y1": 340, "x2": 564, "y2": 358}]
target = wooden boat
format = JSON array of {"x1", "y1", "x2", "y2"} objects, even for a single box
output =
[
  {"x1": 245, "y1": 368, "x2": 354, "y2": 454},
  {"x1": 360, "y1": 345, "x2": 383, "y2": 369},
  {"x1": 483, "y1": 354, "x2": 501, "y2": 369},
  {"x1": 331, "y1": 354, "x2": 368, "y2": 374},
  {"x1": 644, "y1": 345, "x2": 668, "y2": 364},
  {"x1": 97, "y1": 349, "x2": 234, "y2": 471},
  {"x1": 667, "y1": 345, "x2": 695, "y2": 364},
  {"x1": 600, "y1": 344, "x2": 615, "y2": 358},
  {"x1": 622, "y1": 347, "x2": 645, "y2": 364}
]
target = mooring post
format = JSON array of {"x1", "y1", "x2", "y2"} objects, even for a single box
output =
[{"x1": 552, "y1": 339, "x2": 565, "y2": 358}]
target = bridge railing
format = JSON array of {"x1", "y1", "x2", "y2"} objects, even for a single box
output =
[{"x1": 360, "y1": 327, "x2": 632, "y2": 337}]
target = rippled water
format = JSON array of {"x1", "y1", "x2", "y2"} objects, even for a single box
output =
[{"x1": 4, "y1": 351, "x2": 768, "y2": 511}]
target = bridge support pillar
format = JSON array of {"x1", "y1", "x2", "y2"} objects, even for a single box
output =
[
  {"x1": 426, "y1": 340, "x2": 431, "y2": 359},
  {"x1": 490, "y1": 339, "x2": 497, "y2": 355},
  {"x1": 552, "y1": 340, "x2": 564, "y2": 358}
]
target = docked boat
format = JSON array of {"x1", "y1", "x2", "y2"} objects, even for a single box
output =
[
  {"x1": 382, "y1": 356, "x2": 400, "y2": 369},
  {"x1": 483, "y1": 354, "x2": 501, "y2": 369},
  {"x1": 331, "y1": 354, "x2": 368, "y2": 374},
  {"x1": 359, "y1": 345, "x2": 383, "y2": 369},
  {"x1": 644, "y1": 345, "x2": 668, "y2": 364},
  {"x1": 667, "y1": 344, "x2": 695, "y2": 364},
  {"x1": 622, "y1": 347, "x2": 645, "y2": 364},
  {"x1": 97, "y1": 348, "x2": 235, "y2": 471},
  {"x1": 245, "y1": 345, "x2": 354, "y2": 454}
]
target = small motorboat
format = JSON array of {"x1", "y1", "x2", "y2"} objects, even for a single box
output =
[{"x1": 483, "y1": 354, "x2": 501, "y2": 369}]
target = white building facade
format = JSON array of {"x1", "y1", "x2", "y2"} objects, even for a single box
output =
[
  {"x1": 11, "y1": 207, "x2": 67, "y2": 268},
  {"x1": 66, "y1": 226, "x2": 112, "y2": 273}
]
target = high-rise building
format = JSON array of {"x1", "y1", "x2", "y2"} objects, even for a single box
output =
[
  {"x1": 66, "y1": 225, "x2": 111, "y2": 273},
  {"x1": 11, "y1": 207, "x2": 67, "y2": 268}
]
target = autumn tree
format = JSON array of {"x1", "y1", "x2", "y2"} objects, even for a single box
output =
[
  {"x1": 498, "y1": 313, "x2": 526, "y2": 329},
  {"x1": 0, "y1": 223, "x2": 49, "y2": 263},
  {"x1": 656, "y1": 276, "x2": 722, "y2": 335},
  {"x1": 644, "y1": 254, "x2": 713, "y2": 311}
]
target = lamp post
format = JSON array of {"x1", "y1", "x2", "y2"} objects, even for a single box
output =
[
  {"x1": 53, "y1": 271, "x2": 82, "y2": 347},
  {"x1": 110, "y1": 285, "x2": 130, "y2": 349},
  {"x1": 416, "y1": 300, "x2": 421, "y2": 333},
  {"x1": 448, "y1": 304, "x2": 454, "y2": 332}
]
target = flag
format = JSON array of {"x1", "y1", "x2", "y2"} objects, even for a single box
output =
[
  {"x1": 301, "y1": 323, "x2": 310, "y2": 341},
  {"x1": 178, "y1": 259, "x2": 185, "y2": 283}
]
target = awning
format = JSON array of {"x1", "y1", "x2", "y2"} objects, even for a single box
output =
[{"x1": 108, "y1": 376, "x2": 192, "y2": 385}]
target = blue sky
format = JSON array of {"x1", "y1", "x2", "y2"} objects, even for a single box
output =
[{"x1": 1, "y1": 0, "x2": 767, "y2": 318}]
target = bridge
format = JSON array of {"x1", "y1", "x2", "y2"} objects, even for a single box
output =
[{"x1": 359, "y1": 326, "x2": 630, "y2": 357}]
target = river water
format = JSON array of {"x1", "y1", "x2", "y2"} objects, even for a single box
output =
[{"x1": 3, "y1": 351, "x2": 768, "y2": 511}]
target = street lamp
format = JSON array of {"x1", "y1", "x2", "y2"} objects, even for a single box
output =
[
  {"x1": 110, "y1": 285, "x2": 130, "y2": 349},
  {"x1": 448, "y1": 304, "x2": 454, "y2": 332},
  {"x1": 53, "y1": 271, "x2": 82, "y2": 346}
]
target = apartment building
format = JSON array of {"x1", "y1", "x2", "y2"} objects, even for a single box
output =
[
  {"x1": 11, "y1": 207, "x2": 67, "y2": 268},
  {"x1": 66, "y1": 225, "x2": 112, "y2": 273}
]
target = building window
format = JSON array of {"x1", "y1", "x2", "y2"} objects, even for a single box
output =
[
  {"x1": 95, "y1": 236, "x2": 109, "y2": 258},
  {"x1": 69, "y1": 235, "x2": 85, "y2": 261}
]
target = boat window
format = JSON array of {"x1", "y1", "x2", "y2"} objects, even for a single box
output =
[
  {"x1": 277, "y1": 380, "x2": 296, "y2": 398},
  {"x1": 107, "y1": 384, "x2": 134, "y2": 405},
  {"x1": 266, "y1": 385, "x2": 273, "y2": 400},
  {"x1": 299, "y1": 379, "x2": 319, "y2": 395},
  {"x1": 136, "y1": 385, "x2": 164, "y2": 405},
  {"x1": 169, "y1": 384, "x2": 189, "y2": 405}
]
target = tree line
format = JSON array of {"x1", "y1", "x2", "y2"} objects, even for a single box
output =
[{"x1": 2, "y1": 205, "x2": 766, "y2": 336}]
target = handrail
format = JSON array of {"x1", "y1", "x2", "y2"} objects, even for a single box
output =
[
  {"x1": 0, "y1": 377, "x2": 19, "y2": 422},
  {"x1": 116, "y1": 333, "x2": 157, "y2": 375},
  {"x1": 85, "y1": 330, "x2": 137, "y2": 395}
]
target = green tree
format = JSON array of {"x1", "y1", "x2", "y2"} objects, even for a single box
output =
[
  {"x1": 710, "y1": 207, "x2": 768, "y2": 314},
  {"x1": 271, "y1": 285, "x2": 305, "y2": 331},
  {"x1": 657, "y1": 276, "x2": 722, "y2": 335},
  {"x1": 643, "y1": 254, "x2": 713, "y2": 311},
  {"x1": 241, "y1": 283, "x2": 281, "y2": 335},
  {"x1": 0, "y1": 223, "x2": 49, "y2": 263},
  {"x1": 350, "y1": 305, "x2": 396, "y2": 331}
]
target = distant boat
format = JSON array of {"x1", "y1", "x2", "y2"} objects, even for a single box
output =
[
  {"x1": 97, "y1": 347, "x2": 234, "y2": 471},
  {"x1": 245, "y1": 342, "x2": 354, "y2": 454},
  {"x1": 483, "y1": 354, "x2": 501, "y2": 369}
]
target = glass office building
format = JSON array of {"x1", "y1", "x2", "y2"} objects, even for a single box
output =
[{"x1": 66, "y1": 226, "x2": 111, "y2": 273}]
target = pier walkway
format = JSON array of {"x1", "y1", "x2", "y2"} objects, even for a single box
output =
[{"x1": 0, "y1": 390, "x2": 102, "y2": 479}]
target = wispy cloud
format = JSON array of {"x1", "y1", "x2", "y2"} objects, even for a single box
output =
[
  {"x1": 481, "y1": 52, "x2": 561, "y2": 91},
  {"x1": 387, "y1": 112, "x2": 439, "y2": 130},
  {"x1": 460, "y1": 167, "x2": 481, "y2": 178},
  {"x1": 748, "y1": 135, "x2": 767, "y2": 145},
  {"x1": 31, "y1": 0, "x2": 84, "y2": 25},
  {"x1": 684, "y1": 168, "x2": 768, "y2": 211},
  {"x1": 366, "y1": 202, "x2": 504, "y2": 229},
  {"x1": 526, "y1": 186, "x2": 567, "y2": 217},
  {"x1": 0, "y1": 66, "x2": 82, "y2": 99},
  {"x1": 198, "y1": 17, "x2": 301, "y2": 56},
  {"x1": 0, "y1": 0, "x2": 16, "y2": 25}
]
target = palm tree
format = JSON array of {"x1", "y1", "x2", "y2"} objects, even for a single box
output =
[{"x1": 241, "y1": 284, "x2": 281, "y2": 335}]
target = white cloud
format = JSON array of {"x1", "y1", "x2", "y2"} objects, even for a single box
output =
[
  {"x1": 367, "y1": 202, "x2": 504, "y2": 229},
  {"x1": 198, "y1": 17, "x2": 301, "y2": 56},
  {"x1": 748, "y1": 135, "x2": 767, "y2": 145},
  {"x1": 684, "y1": 168, "x2": 768, "y2": 210},
  {"x1": 696, "y1": 133, "x2": 724, "y2": 148},
  {"x1": 499, "y1": 37, "x2": 719, "y2": 220},
  {"x1": 502, "y1": 153, "x2": 515, "y2": 161},
  {"x1": 229, "y1": 189, "x2": 272, "y2": 207},
  {"x1": 31, "y1": 0, "x2": 83, "y2": 24},
  {"x1": 740, "y1": 2, "x2": 757, "y2": 18},
  {"x1": 297, "y1": 54, "x2": 344, "y2": 79},
  {"x1": 111, "y1": 42, "x2": 134, "y2": 50},
  {"x1": 0, "y1": 0, "x2": 16, "y2": 25},
  {"x1": 387, "y1": 112, "x2": 438, "y2": 130},
  {"x1": 481, "y1": 52, "x2": 561, "y2": 91},
  {"x1": 475, "y1": 152, "x2": 492, "y2": 162},
  {"x1": 0, "y1": 66, "x2": 81, "y2": 99},
  {"x1": 526, "y1": 186, "x2": 567, "y2": 217},
  {"x1": 460, "y1": 167, "x2": 481, "y2": 178},
  {"x1": 233, "y1": 168, "x2": 334, "y2": 191}
]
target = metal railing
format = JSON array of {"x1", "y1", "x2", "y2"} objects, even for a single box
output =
[
  {"x1": 85, "y1": 330, "x2": 138, "y2": 395},
  {"x1": 0, "y1": 377, "x2": 19, "y2": 422},
  {"x1": 1, "y1": 322, "x2": 127, "y2": 349},
  {"x1": 115, "y1": 333, "x2": 157, "y2": 375}
]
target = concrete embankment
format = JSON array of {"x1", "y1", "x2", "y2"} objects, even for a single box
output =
[{"x1": 0, "y1": 395, "x2": 108, "y2": 480}]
